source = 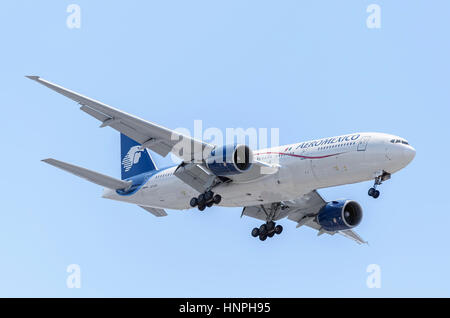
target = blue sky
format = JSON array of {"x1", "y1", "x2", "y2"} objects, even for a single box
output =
[{"x1": 1, "y1": 1, "x2": 449, "y2": 297}]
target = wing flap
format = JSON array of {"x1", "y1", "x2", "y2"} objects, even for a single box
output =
[
  {"x1": 80, "y1": 105, "x2": 110, "y2": 123},
  {"x1": 42, "y1": 158, "x2": 131, "y2": 190}
]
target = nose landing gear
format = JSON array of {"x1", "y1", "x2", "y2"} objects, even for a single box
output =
[
  {"x1": 368, "y1": 171, "x2": 391, "y2": 199},
  {"x1": 368, "y1": 187, "x2": 380, "y2": 199},
  {"x1": 189, "y1": 190, "x2": 222, "y2": 211}
]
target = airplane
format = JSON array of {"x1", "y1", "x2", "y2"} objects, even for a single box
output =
[{"x1": 27, "y1": 76, "x2": 416, "y2": 244}]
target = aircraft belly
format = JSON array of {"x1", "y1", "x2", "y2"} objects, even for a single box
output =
[
  {"x1": 142, "y1": 180, "x2": 197, "y2": 209},
  {"x1": 213, "y1": 167, "x2": 313, "y2": 207}
]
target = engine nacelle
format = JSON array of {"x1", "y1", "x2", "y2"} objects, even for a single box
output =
[
  {"x1": 317, "y1": 200, "x2": 363, "y2": 232},
  {"x1": 206, "y1": 144, "x2": 253, "y2": 176}
]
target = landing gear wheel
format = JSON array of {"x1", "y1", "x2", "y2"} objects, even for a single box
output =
[
  {"x1": 205, "y1": 190, "x2": 214, "y2": 201},
  {"x1": 251, "y1": 228, "x2": 260, "y2": 237},
  {"x1": 268, "y1": 232, "x2": 275, "y2": 238},
  {"x1": 190, "y1": 197, "x2": 198, "y2": 207},
  {"x1": 274, "y1": 225, "x2": 283, "y2": 235},
  {"x1": 206, "y1": 201, "x2": 214, "y2": 208},
  {"x1": 368, "y1": 172, "x2": 388, "y2": 198},
  {"x1": 373, "y1": 190, "x2": 380, "y2": 199},
  {"x1": 198, "y1": 204, "x2": 206, "y2": 211},
  {"x1": 259, "y1": 234, "x2": 267, "y2": 241},
  {"x1": 266, "y1": 221, "x2": 275, "y2": 232},
  {"x1": 259, "y1": 224, "x2": 268, "y2": 235},
  {"x1": 198, "y1": 193, "x2": 206, "y2": 205},
  {"x1": 213, "y1": 194, "x2": 222, "y2": 204}
]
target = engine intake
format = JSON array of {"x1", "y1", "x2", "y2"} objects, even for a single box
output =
[
  {"x1": 317, "y1": 200, "x2": 363, "y2": 232},
  {"x1": 206, "y1": 144, "x2": 253, "y2": 176}
]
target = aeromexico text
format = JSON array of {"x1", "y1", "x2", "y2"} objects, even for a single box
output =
[
  {"x1": 171, "y1": 133, "x2": 361, "y2": 163},
  {"x1": 295, "y1": 134, "x2": 361, "y2": 149}
]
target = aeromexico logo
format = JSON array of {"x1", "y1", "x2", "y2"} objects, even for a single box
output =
[{"x1": 122, "y1": 146, "x2": 144, "y2": 172}]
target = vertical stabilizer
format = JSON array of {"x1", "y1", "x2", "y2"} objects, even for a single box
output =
[{"x1": 120, "y1": 134, "x2": 157, "y2": 179}]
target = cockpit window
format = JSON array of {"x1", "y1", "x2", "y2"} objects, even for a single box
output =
[{"x1": 390, "y1": 139, "x2": 409, "y2": 145}]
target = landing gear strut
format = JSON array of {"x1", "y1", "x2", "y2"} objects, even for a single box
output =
[
  {"x1": 251, "y1": 203, "x2": 283, "y2": 241},
  {"x1": 368, "y1": 171, "x2": 391, "y2": 199},
  {"x1": 189, "y1": 190, "x2": 222, "y2": 211}
]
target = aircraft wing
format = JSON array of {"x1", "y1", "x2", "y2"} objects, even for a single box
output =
[
  {"x1": 242, "y1": 190, "x2": 367, "y2": 245},
  {"x1": 27, "y1": 76, "x2": 214, "y2": 161}
]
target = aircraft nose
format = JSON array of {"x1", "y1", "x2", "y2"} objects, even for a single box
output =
[{"x1": 403, "y1": 146, "x2": 416, "y2": 164}]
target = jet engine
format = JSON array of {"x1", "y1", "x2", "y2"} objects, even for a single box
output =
[
  {"x1": 205, "y1": 144, "x2": 253, "y2": 176},
  {"x1": 317, "y1": 200, "x2": 363, "y2": 231}
]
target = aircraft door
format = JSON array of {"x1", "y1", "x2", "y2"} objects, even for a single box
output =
[{"x1": 357, "y1": 136, "x2": 370, "y2": 151}]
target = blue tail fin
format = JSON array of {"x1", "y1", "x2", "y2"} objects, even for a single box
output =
[{"x1": 120, "y1": 134, "x2": 157, "y2": 179}]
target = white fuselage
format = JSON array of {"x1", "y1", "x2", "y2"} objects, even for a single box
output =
[{"x1": 102, "y1": 132, "x2": 416, "y2": 210}]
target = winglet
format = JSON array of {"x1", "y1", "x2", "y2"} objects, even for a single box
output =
[{"x1": 26, "y1": 75, "x2": 40, "y2": 80}]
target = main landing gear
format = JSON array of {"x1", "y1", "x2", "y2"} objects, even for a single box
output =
[
  {"x1": 368, "y1": 171, "x2": 391, "y2": 199},
  {"x1": 251, "y1": 221, "x2": 283, "y2": 241},
  {"x1": 251, "y1": 203, "x2": 283, "y2": 241},
  {"x1": 189, "y1": 190, "x2": 222, "y2": 211}
]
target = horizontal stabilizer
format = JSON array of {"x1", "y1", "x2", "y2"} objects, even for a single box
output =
[
  {"x1": 139, "y1": 206, "x2": 168, "y2": 217},
  {"x1": 42, "y1": 158, "x2": 131, "y2": 190}
]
